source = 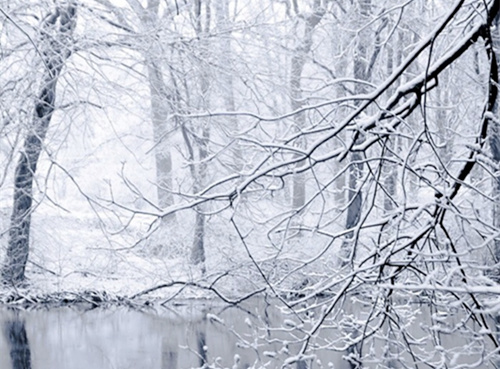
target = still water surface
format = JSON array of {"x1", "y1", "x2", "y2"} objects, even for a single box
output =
[
  {"x1": 0, "y1": 299, "x2": 351, "y2": 369},
  {"x1": 0, "y1": 298, "x2": 496, "y2": 369}
]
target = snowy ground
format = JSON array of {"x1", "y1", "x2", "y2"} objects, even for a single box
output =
[{"x1": 0, "y1": 204, "x2": 272, "y2": 304}]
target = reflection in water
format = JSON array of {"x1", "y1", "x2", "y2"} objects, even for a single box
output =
[
  {"x1": 382, "y1": 322, "x2": 401, "y2": 369},
  {"x1": 296, "y1": 359, "x2": 308, "y2": 369},
  {"x1": 346, "y1": 345, "x2": 359, "y2": 369},
  {"x1": 161, "y1": 349, "x2": 178, "y2": 369},
  {"x1": 0, "y1": 299, "x2": 495, "y2": 369},
  {"x1": 196, "y1": 315, "x2": 207, "y2": 369},
  {"x1": 196, "y1": 328, "x2": 207, "y2": 368},
  {"x1": 4, "y1": 316, "x2": 31, "y2": 369}
]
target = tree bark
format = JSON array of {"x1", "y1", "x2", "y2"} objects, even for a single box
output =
[
  {"x1": 141, "y1": 0, "x2": 176, "y2": 212},
  {"x1": 189, "y1": 0, "x2": 211, "y2": 272},
  {"x1": 147, "y1": 61, "x2": 175, "y2": 211},
  {"x1": 214, "y1": 0, "x2": 242, "y2": 172},
  {"x1": 383, "y1": 43, "x2": 397, "y2": 212},
  {"x1": 340, "y1": 0, "x2": 371, "y2": 268},
  {"x1": 290, "y1": 1, "x2": 325, "y2": 211},
  {"x1": 491, "y1": 10, "x2": 500, "y2": 280},
  {"x1": 2, "y1": 4, "x2": 77, "y2": 284}
]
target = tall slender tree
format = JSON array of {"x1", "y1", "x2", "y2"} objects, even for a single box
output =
[
  {"x1": 129, "y1": 0, "x2": 176, "y2": 213},
  {"x1": 340, "y1": 0, "x2": 374, "y2": 268},
  {"x1": 289, "y1": 0, "x2": 326, "y2": 211},
  {"x1": 2, "y1": 2, "x2": 77, "y2": 284},
  {"x1": 490, "y1": 4, "x2": 500, "y2": 279},
  {"x1": 188, "y1": 0, "x2": 212, "y2": 271}
]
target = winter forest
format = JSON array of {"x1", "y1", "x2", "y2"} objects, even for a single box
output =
[{"x1": 3, "y1": 0, "x2": 500, "y2": 367}]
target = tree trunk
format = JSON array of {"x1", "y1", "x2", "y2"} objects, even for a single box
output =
[
  {"x1": 189, "y1": 0, "x2": 211, "y2": 272},
  {"x1": 340, "y1": 0, "x2": 371, "y2": 268},
  {"x1": 214, "y1": 0, "x2": 243, "y2": 172},
  {"x1": 383, "y1": 44, "x2": 397, "y2": 212},
  {"x1": 289, "y1": 1, "x2": 325, "y2": 211},
  {"x1": 140, "y1": 0, "x2": 176, "y2": 213},
  {"x1": 190, "y1": 122, "x2": 209, "y2": 272},
  {"x1": 2, "y1": 4, "x2": 77, "y2": 284},
  {"x1": 290, "y1": 53, "x2": 307, "y2": 210},
  {"x1": 147, "y1": 61, "x2": 175, "y2": 211},
  {"x1": 491, "y1": 11, "x2": 500, "y2": 280},
  {"x1": 341, "y1": 4, "x2": 372, "y2": 367}
]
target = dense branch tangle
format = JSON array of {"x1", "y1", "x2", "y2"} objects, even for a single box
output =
[
  {"x1": 165, "y1": 1, "x2": 500, "y2": 367},
  {"x1": 1, "y1": 1, "x2": 499, "y2": 367}
]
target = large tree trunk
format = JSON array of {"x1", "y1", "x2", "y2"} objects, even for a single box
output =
[{"x1": 2, "y1": 4, "x2": 77, "y2": 284}]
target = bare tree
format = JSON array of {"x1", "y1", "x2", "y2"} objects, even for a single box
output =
[
  {"x1": 2, "y1": 1, "x2": 500, "y2": 366},
  {"x1": 289, "y1": 0, "x2": 326, "y2": 211},
  {"x1": 2, "y1": 2, "x2": 77, "y2": 284},
  {"x1": 187, "y1": 0, "x2": 212, "y2": 271},
  {"x1": 177, "y1": 1, "x2": 500, "y2": 366},
  {"x1": 128, "y1": 0, "x2": 176, "y2": 213},
  {"x1": 491, "y1": 3, "x2": 500, "y2": 280}
]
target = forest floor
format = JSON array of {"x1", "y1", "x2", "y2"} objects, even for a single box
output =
[
  {"x1": 0, "y1": 197, "x2": 334, "y2": 308},
  {"x1": 0, "y1": 207, "x2": 269, "y2": 307}
]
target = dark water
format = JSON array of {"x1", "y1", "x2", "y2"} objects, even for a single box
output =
[{"x1": 0, "y1": 298, "x2": 497, "y2": 369}]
